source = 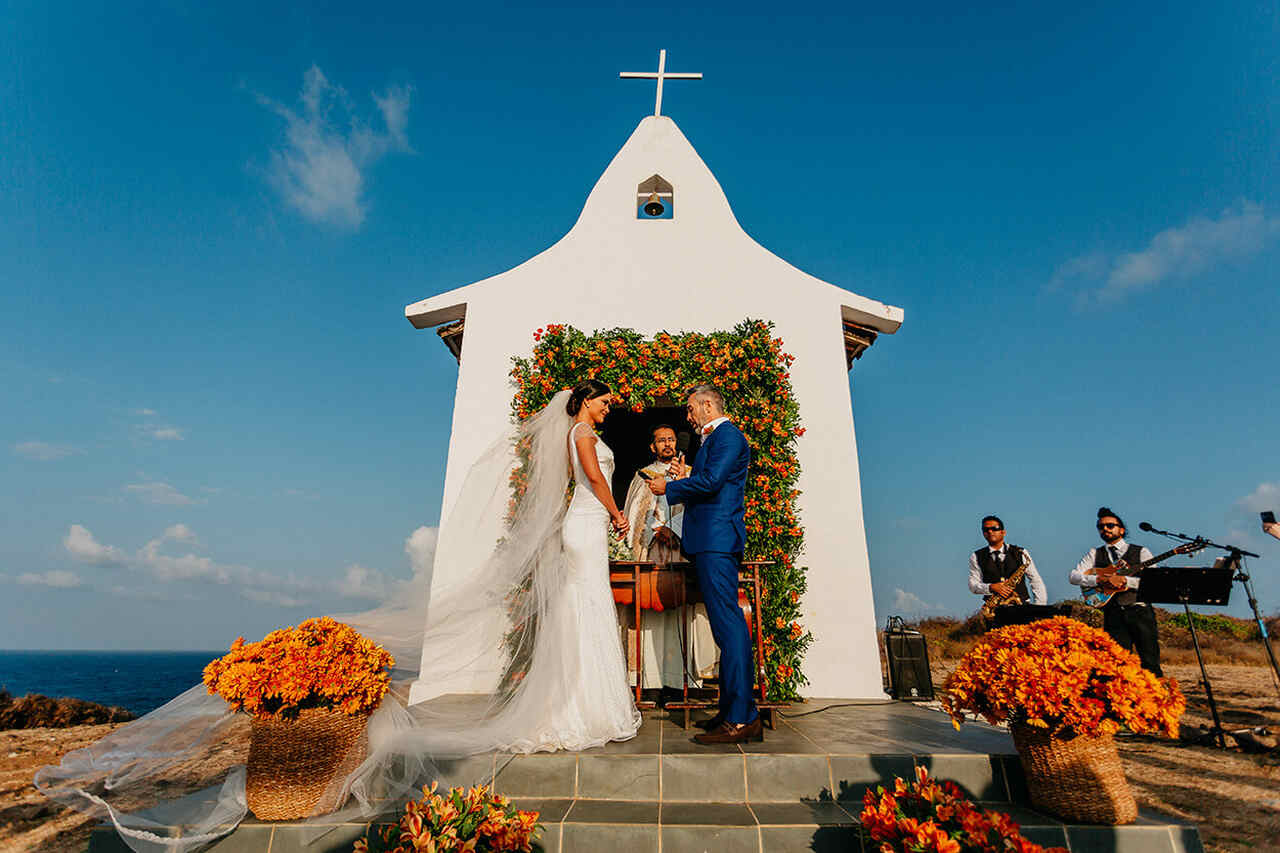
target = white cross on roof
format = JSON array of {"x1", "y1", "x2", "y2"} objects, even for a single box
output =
[{"x1": 619, "y1": 49, "x2": 702, "y2": 117}]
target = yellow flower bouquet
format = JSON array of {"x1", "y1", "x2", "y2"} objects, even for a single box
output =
[
  {"x1": 941, "y1": 616, "x2": 1183, "y2": 738},
  {"x1": 941, "y1": 616, "x2": 1185, "y2": 825},
  {"x1": 354, "y1": 783, "x2": 541, "y2": 853},
  {"x1": 203, "y1": 617, "x2": 396, "y2": 820},
  {"x1": 860, "y1": 766, "x2": 1066, "y2": 853},
  {"x1": 203, "y1": 616, "x2": 394, "y2": 719}
]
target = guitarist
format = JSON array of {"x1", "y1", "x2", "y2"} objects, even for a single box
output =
[
  {"x1": 968, "y1": 515, "x2": 1047, "y2": 610},
  {"x1": 1070, "y1": 507, "x2": 1162, "y2": 675}
]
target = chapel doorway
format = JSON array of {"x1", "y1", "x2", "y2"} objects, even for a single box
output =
[{"x1": 599, "y1": 406, "x2": 700, "y2": 508}]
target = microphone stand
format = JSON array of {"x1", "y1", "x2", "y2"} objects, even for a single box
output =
[{"x1": 1143, "y1": 524, "x2": 1280, "y2": 700}]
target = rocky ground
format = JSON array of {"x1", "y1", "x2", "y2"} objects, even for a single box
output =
[{"x1": 0, "y1": 721, "x2": 122, "y2": 853}]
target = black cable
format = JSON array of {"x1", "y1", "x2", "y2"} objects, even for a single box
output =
[{"x1": 779, "y1": 701, "x2": 900, "y2": 718}]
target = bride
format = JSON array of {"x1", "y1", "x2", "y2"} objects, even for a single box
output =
[{"x1": 36, "y1": 381, "x2": 641, "y2": 852}]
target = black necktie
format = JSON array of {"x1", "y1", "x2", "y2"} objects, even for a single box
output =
[{"x1": 1109, "y1": 545, "x2": 1119, "y2": 565}]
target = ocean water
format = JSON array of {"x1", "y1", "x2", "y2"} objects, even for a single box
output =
[{"x1": 0, "y1": 651, "x2": 223, "y2": 716}]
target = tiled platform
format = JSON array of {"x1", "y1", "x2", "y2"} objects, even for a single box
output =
[{"x1": 86, "y1": 700, "x2": 1203, "y2": 852}]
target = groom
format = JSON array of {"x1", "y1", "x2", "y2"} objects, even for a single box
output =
[{"x1": 648, "y1": 384, "x2": 762, "y2": 744}]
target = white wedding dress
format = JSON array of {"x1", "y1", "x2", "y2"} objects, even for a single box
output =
[
  {"x1": 36, "y1": 389, "x2": 641, "y2": 852},
  {"x1": 500, "y1": 422, "x2": 641, "y2": 751}
]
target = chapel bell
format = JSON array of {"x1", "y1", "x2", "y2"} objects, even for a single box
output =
[{"x1": 643, "y1": 192, "x2": 666, "y2": 217}]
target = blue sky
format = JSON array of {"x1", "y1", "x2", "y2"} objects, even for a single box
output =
[{"x1": 2, "y1": 1, "x2": 1278, "y2": 650}]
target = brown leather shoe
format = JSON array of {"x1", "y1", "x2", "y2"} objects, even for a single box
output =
[
  {"x1": 693, "y1": 712, "x2": 725, "y2": 732},
  {"x1": 692, "y1": 717, "x2": 764, "y2": 745}
]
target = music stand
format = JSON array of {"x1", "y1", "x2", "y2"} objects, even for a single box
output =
[
  {"x1": 1140, "y1": 567, "x2": 1234, "y2": 747},
  {"x1": 992, "y1": 604, "x2": 1060, "y2": 629}
]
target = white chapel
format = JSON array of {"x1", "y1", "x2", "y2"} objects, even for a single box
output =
[{"x1": 405, "y1": 55, "x2": 904, "y2": 702}]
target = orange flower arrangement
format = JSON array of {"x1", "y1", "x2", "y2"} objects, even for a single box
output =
[
  {"x1": 203, "y1": 616, "x2": 394, "y2": 720},
  {"x1": 941, "y1": 617, "x2": 1184, "y2": 738},
  {"x1": 510, "y1": 320, "x2": 812, "y2": 699},
  {"x1": 354, "y1": 783, "x2": 541, "y2": 853},
  {"x1": 860, "y1": 766, "x2": 1067, "y2": 853}
]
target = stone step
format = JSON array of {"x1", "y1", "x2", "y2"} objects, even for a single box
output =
[
  {"x1": 485, "y1": 748, "x2": 1023, "y2": 804},
  {"x1": 87, "y1": 800, "x2": 1204, "y2": 853}
]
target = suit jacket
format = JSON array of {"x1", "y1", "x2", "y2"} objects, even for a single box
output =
[{"x1": 665, "y1": 421, "x2": 750, "y2": 554}]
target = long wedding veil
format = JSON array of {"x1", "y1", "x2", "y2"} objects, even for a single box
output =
[{"x1": 36, "y1": 390, "x2": 582, "y2": 852}]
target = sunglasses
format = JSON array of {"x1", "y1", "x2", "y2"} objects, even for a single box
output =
[
  {"x1": 982, "y1": 526, "x2": 1002, "y2": 532},
  {"x1": 1097, "y1": 522, "x2": 1121, "y2": 530}
]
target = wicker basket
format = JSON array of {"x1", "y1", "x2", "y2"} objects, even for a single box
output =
[
  {"x1": 245, "y1": 707, "x2": 369, "y2": 820},
  {"x1": 1010, "y1": 723, "x2": 1136, "y2": 825}
]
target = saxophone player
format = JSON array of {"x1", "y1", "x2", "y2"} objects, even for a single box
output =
[{"x1": 968, "y1": 515, "x2": 1048, "y2": 613}]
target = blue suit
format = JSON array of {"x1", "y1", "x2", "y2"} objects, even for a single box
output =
[{"x1": 665, "y1": 420, "x2": 757, "y2": 724}]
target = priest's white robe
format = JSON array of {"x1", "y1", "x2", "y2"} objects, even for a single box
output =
[{"x1": 621, "y1": 461, "x2": 716, "y2": 690}]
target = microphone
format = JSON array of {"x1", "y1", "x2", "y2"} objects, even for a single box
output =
[{"x1": 1138, "y1": 522, "x2": 1154, "y2": 532}]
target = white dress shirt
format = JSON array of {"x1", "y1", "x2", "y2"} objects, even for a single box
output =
[
  {"x1": 1069, "y1": 538, "x2": 1153, "y2": 591},
  {"x1": 967, "y1": 544, "x2": 1048, "y2": 604}
]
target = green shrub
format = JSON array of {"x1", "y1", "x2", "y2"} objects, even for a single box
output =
[{"x1": 1165, "y1": 611, "x2": 1258, "y2": 640}]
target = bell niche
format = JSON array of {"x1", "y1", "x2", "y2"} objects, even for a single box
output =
[{"x1": 636, "y1": 174, "x2": 674, "y2": 219}]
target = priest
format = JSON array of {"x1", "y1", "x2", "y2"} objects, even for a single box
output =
[{"x1": 622, "y1": 424, "x2": 716, "y2": 700}]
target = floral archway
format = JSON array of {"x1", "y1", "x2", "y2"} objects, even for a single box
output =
[{"x1": 510, "y1": 319, "x2": 812, "y2": 699}]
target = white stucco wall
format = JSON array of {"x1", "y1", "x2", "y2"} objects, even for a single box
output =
[{"x1": 407, "y1": 116, "x2": 903, "y2": 703}]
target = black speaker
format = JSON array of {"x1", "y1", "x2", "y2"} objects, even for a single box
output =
[{"x1": 883, "y1": 617, "x2": 934, "y2": 701}]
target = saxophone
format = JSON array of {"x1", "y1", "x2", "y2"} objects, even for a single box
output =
[{"x1": 980, "y1": 551, "x2": 1030, "y2": 621}]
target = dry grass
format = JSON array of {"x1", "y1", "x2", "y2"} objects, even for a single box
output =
[{"x1": 903, "y1": 604, "x2": 1280, "y2": 668}]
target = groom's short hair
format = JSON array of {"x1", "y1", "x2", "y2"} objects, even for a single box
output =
[{"x1": 687, "y1": 384, "x2": 725, "y2": 414}]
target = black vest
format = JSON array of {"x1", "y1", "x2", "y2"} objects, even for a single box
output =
[
  {"x1": 1093, "y1": 543, "x2": 1145, "y2": 606},
  {"x1": 975, "y1": 545, "x2": 1030, "y2": 603}
]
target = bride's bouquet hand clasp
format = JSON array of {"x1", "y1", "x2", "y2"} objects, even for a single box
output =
[{"x1": 612, "y1": 514, "x2": 630, "y2": 536}]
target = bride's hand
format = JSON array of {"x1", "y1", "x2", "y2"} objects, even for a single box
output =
[{"x1": 612, "y1": 515, "x2": 630, "y2": 536}]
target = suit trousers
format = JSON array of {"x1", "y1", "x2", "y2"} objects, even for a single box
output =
[
  {"x1": 1103, "y1": 602, "x2": 1163, "y2": 677},
  {"x1": 693, "y1": 550, "x2": 757, "y2": 724}
]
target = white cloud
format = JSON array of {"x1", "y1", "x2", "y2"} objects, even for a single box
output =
[
  {"x1": 64, "y1": 524, "x2": 127, "y2": 565},
  {"x1": 242, "y1": 588, "x2": 309, "y2": 608},
  {"x1": 17, "y1": 570, "x2": 83, "y2": 588},
  {"x1": 1237, "y1": 482, "x2": 1278, "y2": 514},
  {"x1": 66, "y1": 523, "x2": 227, "y2": 583},
  {"x1": 13, "y1": 441, "x2": 81, "y2": 461},
  {"x1": 161, "y1": 523, "x2": 198, "y2": 544},
  {"x1": 258, "y1": 65, "x2": 413, "y2": 228},
  {"x1": 108, "y1": 584, "x2": 195, "y2": 601},
  {"x1": 1051, "y1": 202, "x2": 1280, "y2": 304},
  {"x1": 405, "y1": 526, "x2": 438, "y2": 579},
  {"x1": 891, "y1": 587, "x2": 946, "y2": 618},
  {"x1": 134, "y1": 421, "x2": 184, "y2": 441},
  {"x1": 59, "y1": 523, "x2": 433, "y2": 611},
  {"x1": 283, "y1": 488, "x2": 322, "y2": 500},
  {"x1": 335, "y1": 526, "x2": 438, "y2": 603},
  {"x1": 336, "y1": 563, "x2": 393, "y2": 600},
  {"x1": 125, "y1": 481, "x2": 196, "y2": 506},
  {"x1": 138, "y1": 546, "x2": 226, "y2": 582}
]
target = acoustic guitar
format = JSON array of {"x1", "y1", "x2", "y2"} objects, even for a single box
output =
[{"x1": 1081, "y1": 541, "x2": 1206, "y2": 608}]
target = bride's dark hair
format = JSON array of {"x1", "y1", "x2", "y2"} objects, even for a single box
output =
[{"x1": 566, "y1": 379, "x2": 611, "y2": 415}]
